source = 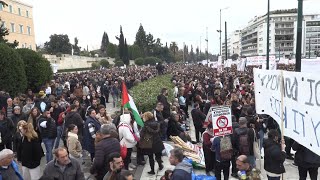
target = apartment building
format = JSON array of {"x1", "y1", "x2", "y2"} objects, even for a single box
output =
[
  {"x1": 0, "y1": 0, "x2": 35, "y2": 49},
  {"x1": 222, "y1": 30, "x2": 241, "y2": 60},
  {"x1": 304, "y1": 14, "x2": 320, "y2": 58}
]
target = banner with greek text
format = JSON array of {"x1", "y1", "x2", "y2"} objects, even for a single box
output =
[{"x1": 254, "y1": 68, "x2": 320, "y2": 156}]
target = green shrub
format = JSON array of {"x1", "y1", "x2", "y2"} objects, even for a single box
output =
[
  {"x1": 91, "y1": 62, "x2": 100, "y2": 69},
  {"x1": 0, "y1": 43, "x2": 27, "y2": 95},
  {"x1": 114, "y1": 60, "x2": 124, "y2": 67},
  {"x1": 100, "y1": 59, "x2": 110, "y2": 68},
  {"x1": 130, "y1": 74, "x2": 174, "y2": 113},
  {"x1": 144, "y1": 56, "x2": 162, "y2": 65},
  {"x1": 57, "y1": 67, "x2": 91, "y2": 73},
  {"x1": 134, "y1": 57, "x2": 145, "y2": 66},
  {"x1": 16, "y1": 48, "x2": 53, "y2": 92}
]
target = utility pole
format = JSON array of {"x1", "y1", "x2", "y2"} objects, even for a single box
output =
[
  {"x1": 266, "y1": 0, "x2": 270, "y2": 70},
  {"x1": 225, "y1": 21, "x2": 228, "y2": 64},
  {"x1": 183, "y1": 42, "x2": 185, "y2": 63},
  {"x1": 206, "y1": 27, "x2": 209, "y2": 64},
  {"x1": 309, "y1": 37, "x2": 311, "y2": 59},
  {"x1": 200, "y1": 36, "x2": 202, "y2": 54},
  {"x1": 220, "y1": 9, "x2": 222, "y2": 56},
  {"x1": 295, "y1": 0, "x2": 303, "y2": 72}
]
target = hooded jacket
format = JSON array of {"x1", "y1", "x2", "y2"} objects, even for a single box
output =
[
  {"x1": 293, "y1": 141, "x2": 320, "y2": 168},
  {"x1": 263, "y1": 138, "x2": 286, "y2": 174},
  {"x1": 118, "y1": 114, "x2": 137, "y2": 148},
  {"x1": 171, "y1": 161, "x2": 193, "y2": 180}
]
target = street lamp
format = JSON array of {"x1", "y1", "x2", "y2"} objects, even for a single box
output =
[
  {"x1": 218, "y1": 7, "x2": 229, "y2": 56},
  {"x1": 266, "y1": 0, "x2": 270, "y2": 70}
]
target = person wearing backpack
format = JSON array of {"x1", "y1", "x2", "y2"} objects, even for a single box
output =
[
  {"x1": 212, "y1": 135, "x2": 233, "y2": 180},
  {"x1": 234, "y1": 117, "x2": 255, "y2": 167}
]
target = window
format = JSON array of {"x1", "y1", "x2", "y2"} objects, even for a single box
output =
[
  {"x1": 9, "y1": 5, "x2": 12, "y2": 13},
  {"x1": 27, "y1": 26, "x2": 31, "y2": 35},
  {"x1": 18, "y1": 8, "x2": 21, "y2": 15},
  {"x1": 22, "y1": 44, "x2": 25, "y2": 48},
  {"x1": 10, "y1": 23, "x2": 15, "y2": 32},
  {"x1": 0, "y1": 4, "x2": 3, "y2": 11},
  {"x1": 29, "y1": 45, "x2": 32, "y2": 49},
  {"x1": 26, "y1": 10, "x2": 29, "y2": 17},
  {"x1": 19, "y1": 25, "x2": 23, "y2": 33}
]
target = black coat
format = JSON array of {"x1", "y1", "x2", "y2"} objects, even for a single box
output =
[
  {"x1": 167, "y1": 118, "x2": 184, "y2": 137},
  {"x1": 141, "y1": 119, "x2": 164, "y2": 153},
  {"x1": 11, "y1": 113, "x2": 27, "y2": 127},
  {"x1": 18, "y1": 137, "x2": 43, "y2": 169},
  {"x1": 191, "y1": 108, "x2": 206, "y2": 128},
  {"x1": 0, "y1": 118, "x2": 15, "y2": 144},
  {"x1": 263, "y1": 138, "x2": 286, "y2": 174},
  {"x1": 38, "y1": 116, "x2": 57, "y2": 139},
  {"x1": 157, "y1": 94, "x2": 170, "y2": 119},
  {"x1": 292, "y1": 141, "x2": 320, "y2": 168},
  {"x1": 64, "y1": 111, "x2": 84, "y2": 137}
]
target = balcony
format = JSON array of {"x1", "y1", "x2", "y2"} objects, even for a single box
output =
[{"x1": 241, "y1": 42, "x2": 258, "y2": 48}]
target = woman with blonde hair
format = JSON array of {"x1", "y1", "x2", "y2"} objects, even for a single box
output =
[
  {"x1": 27, "y1": 107, "x2": 41, "y2": 137},
  {"x1": 139, "y1": 112, "x2": 164, "y2": 175},
  {"x1": 17, "y1": 122, "x2": 43, "y2": 180},
  {"x1": 96, "y1": 105, "x2": 112, "y2": 124}
]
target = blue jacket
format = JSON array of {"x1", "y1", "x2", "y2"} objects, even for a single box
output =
[
  {"x1": 0, "y1": 161, "x2": 23, "y2": 180},
  {"x1": 83, "y1": 116, "x2": 101, "y2": 153},
  {"x1": 171, "y1": 161, "x2": 193, "y2": 180}
]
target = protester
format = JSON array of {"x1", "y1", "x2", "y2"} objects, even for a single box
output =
[
  {"x1": 202, "y1": 123, "x2": 215, "y2": 175},
  {"x1": 27, "y1": 107, "x2": 41, "y2": 138},
  {"x1": 66, "y1": 124, "x2": 83, "y2": 165},
  {"x1": 157, "y1": 88, "x2": 171, "y2": 119},
  {"x1": 103, "y1": 152, "x2": 124, "y2": 180},
  {"x1": 236, "y1": 155, "x2": 261, "y2": 180},
  {"x1": 84, "y1": 109, "x2": 101, "y2": 161},
  {"x1": 43, "y1": 147, "x2": 85, "y2": 180},
  {"x1": 153, "y1": 102, "x2": 167, "y2": 141},
  {"x1": 167, "y1": 112, "x2": 190, "y2": 142},
  {"x1": 96, "y1": 105, "x2": 112, "y2": 124},
  {"x1": 17, "y1": 123, "x2": 43, "y2": 180},
  {"x1": 191, "y1": 103, "x2": 206, "y2": 143},
  {"x1": 64, "y1": 104, "x2": 84, "y2": 142},
  {"x1": 169, "y1": 147, "x2": 193, "y2": 180},
  {"x1": 292, "y1": 141, "x2": 320, "y2": 180},
  {"x1": 160, "y1": 170, "x2": 173, "y2": 180},
  {"x1": 90, "y1": 124, "x2": 120, "y2": 180},
  {"x1": 38, "y1": 108, "x2": 57, "y2": 163},
  {"x1": 140, "y1": 112, "x2": 164, "y2": 175},
  {"x1": 0, "y1": 149, "x2": 23, "y2": 180},
  {"x1": 0, "y1": 111, "x2": 14, "y2": 151}
]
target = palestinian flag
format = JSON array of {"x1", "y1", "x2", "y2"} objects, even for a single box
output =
[{"x1": 121, "y1": 81, "x2": 144, "y2": 127}]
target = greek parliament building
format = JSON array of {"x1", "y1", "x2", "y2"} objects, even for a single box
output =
[
  {"x1": 222, "y1": 9, "x2": 320, "y2": 60},
  {"x1": 0, "y1": 0, "x2": 35, "y2": 50}
]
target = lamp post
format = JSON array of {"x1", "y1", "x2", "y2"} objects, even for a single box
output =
[
  {"x1": 266, "y1": 0, "x2": 270, "y2": 70},
  {"x1": 218, "y1": 7, "x2": 229, "y2": 57},
  {"x1": 205, "y1": 27, "x2": 209, "y2": 64},
  {"x1": 295, "y1": 0, "x2": 303, "y2": 72}
]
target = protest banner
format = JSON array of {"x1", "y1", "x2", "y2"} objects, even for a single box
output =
[
  {"x1": 211, "y1": 106, "x2": 233, "y2": 136},
  {"x1": 254, "y1": 68, "x2": 320, "y2": 156}
]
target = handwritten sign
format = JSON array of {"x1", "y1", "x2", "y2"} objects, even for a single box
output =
[{"x1": 254, "y1": 68, "x2": 320, "y2": 156}]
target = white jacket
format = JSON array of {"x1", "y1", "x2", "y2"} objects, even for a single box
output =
[{"x1": 118, "y1": 114, "x2": 137, "y2": 148}]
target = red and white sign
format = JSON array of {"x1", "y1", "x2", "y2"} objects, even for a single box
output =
[{"x1": 212, "y1": 106, "x2": 233, "y2": 136}]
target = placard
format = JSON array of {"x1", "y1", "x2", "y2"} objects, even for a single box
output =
[{"x1": 211, "y1": 106, "x2": 233, "y2": 136}]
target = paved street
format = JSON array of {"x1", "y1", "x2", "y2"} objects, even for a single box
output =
[{"x1": 21, "y1": 98, "x2": 319, "y2": 180}]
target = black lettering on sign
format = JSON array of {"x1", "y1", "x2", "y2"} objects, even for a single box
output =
[
  {"x1": 315, "y1": 81, "x2": 320, "y2": 106},
  {"x1": 305, "y1": 79, "x2": 320, "y2": 107},
  {"x1": 284, "y1": 77, "x2": 298, "y2": 102},
  {"x1": 305, "y1": 79, "x2": 315, "y2": 106}
]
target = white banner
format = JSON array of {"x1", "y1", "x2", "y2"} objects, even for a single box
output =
[{"x1": 254, "y1": 68, "x2": 320, "y2": 156}]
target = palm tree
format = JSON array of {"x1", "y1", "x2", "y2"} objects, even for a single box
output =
[{"x1": 170, "y1": 42, "x2": 178, "y2": 57}]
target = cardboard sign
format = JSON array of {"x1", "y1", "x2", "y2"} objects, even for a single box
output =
[
  {"x1": 211, "y1": 106, "x2": 233, "y2": 136},
  {"x1": 254, "y1": 68, "x2": 320, "y2": 156}
]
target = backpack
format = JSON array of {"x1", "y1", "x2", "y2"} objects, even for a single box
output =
[
  {"x1": 220, "y1": 136, "x2": 233, "y2": 161},
  {"x1": 239, "y1": 129, "x2": 250, "y2": 155}
]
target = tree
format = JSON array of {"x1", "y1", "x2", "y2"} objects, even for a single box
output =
[
  {"x1": 114, "y1": 60, "x2": 124, "y2": 67},
  {"x1": 146, "y1": 33, "x2": 155, "y2": 56},
  {"x1": 73, "y1": 37, "x2": 80, "y2": 55},
  {"x1": 134, "y1": 24, "x2": 147, "y2": 56},
  {"x1": 16, "y1": 48, "x2": 53, "y2": 92},
  {"x1": 123, "y1": 39, "x2": 129, "y2": 65},
  {"x1": 106, "y1": 43, "x2": 118, "y2": 58},
  {"x1": 99, "y1": 59, "x2": 110, "y2": 68},
  {"x1": 0, "y1": 43, "x2": 27, "y2": 95},
  {"x1": 91, "y1": 62, "x2": 99, "y2": 69},
  {"x1": 100, "y1": 32, "x2": 109, "y2": 56},
  {"x1": 128, "y1": 44, "x2": 142, "y2": 60},
  {"x1": 134, "y1": 57, "x2": 144, "y2": 66},
  {"x1": 190, "y1": 45, "x2": 195, "y2": 62},
  {"x1": 44, "y1": 34, "x2": 72, "y2": 54},
  {"x1": 170, "y1": 42, "x2": 178, "y2": 57},
  {"x1": 117, "y1": 26, "x2": 125, "y2": 61},
  {"x1": 196, "y1": 47, "x2": 200, "y2": 61}
]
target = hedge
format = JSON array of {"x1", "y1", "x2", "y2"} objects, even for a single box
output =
[
  {"x1": 130, "y1": 74, "x2": 174, "y2": 113},
  {"x1": 134, "y1": 56, "x2": 162, "y2": 66},
  {"x1": 57, "y1": 67, "x2": 92, "y2": 73}
]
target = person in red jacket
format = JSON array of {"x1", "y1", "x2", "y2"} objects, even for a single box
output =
[{"x1": 202, "y1": 123, "x2": 215, "y2": 175}]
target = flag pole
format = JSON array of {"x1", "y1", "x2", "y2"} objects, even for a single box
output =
[{"x1": 280, "y1": 70, "x2": 285, "y2": 180}]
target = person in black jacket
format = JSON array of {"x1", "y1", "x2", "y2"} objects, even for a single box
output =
[
  {"x1": 263, "y1": 129, "x2": 286, "y2": 180},
  {"x1": 18, "y1": 122, "x2": 43, "y2": 180},
  {"x1": 0, "y1": 111, "x2": 15, "y2": 151},
  {"x1": 292, "y1": 141, "x2": 320, "y2": 180},
  {"x1": 38, "y1": 108, "x2": 57, "y2": 163},
  {"x1": 157, "y1": 88, "x2": 171, "y2": 119},
  {"x1": 191, "y1": 103, "x2": 206, "y2": 143},
  {"x1": 64, "y1": 105, "x2": 84, "y2": 142},
  {"x1": 167, "y1": 113, "x2": 190, "y2": 142}
]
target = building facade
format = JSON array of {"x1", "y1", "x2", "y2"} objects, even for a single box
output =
[
  {"x1": 240, "y1": 9, "x2": 320, "y2": 59},
  {"x1": 303, "y1": 15, "x2": 320, "y2": 58},
  {"x1": 0, "y1": 0, "x2": 35, "y2": 49},
  {"x1": 222, "y1": 30, "x2": 241, "y2": 60}
]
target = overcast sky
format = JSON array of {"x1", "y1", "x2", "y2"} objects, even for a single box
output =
[{"x1": 23, "y1": 0, "x2": 320, "y2": 54}]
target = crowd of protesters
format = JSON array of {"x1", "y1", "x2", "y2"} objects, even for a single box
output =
[{"x1": 0, "y1": 64, "x2": 319, "y2": 180}]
